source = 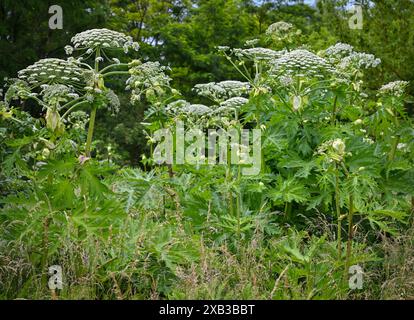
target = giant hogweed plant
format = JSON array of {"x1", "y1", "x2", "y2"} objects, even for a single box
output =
[
  {"x1": 0, "y1": 29, "x2": 193, "y2": 297},
  {"x1": 5, "y1": 29, "x2": 143, "y2": 157},
  {"x1": 137, "y1": 22, "x2": 414, "y2": 277},
  {"x1": 214, "y1": 25, "x2": 414, "y2": 268},
  {"x1": 1, "y1": 23, "x2": 413, "y2": 299}
]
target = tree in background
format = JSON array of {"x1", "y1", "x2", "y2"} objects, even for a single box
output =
[
  {"x1": 316, "y1": 0, "x2": 414, "y2": 98},
  {"x1": 0, "y1": 0, "x2": 109, "y2": 84}
]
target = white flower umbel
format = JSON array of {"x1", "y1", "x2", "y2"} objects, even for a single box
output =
[
  {"x1": 18, "y1": 58, "x2": 84, "y2": 87},
  {"x1": 379, "y1": 81, "x2": 409, "y2": 97},
  {"x1": 215, "y1": 97, "x2": 248, "y2": 115},
  {"x1": 41, "y1": 84, "x2": 79, "y2": 108},
  {"x1": 219, "y1": 81, "x2": 251, "y2": 96},
  {"x1": 166, "y1": 99, "x2": 190, "y2": 114},
  {"x1": 194, "y1": 81, "x2": 250, "y2": 102},
  {"x1": 182, "y1": 104, "x2": 212, "y2": 116},
  {"x1": 104, "y1": 89, "x2": 121, "y2": 114},
  {"x1": 193, "y1": 82, "x2": 226, "y2": 101},
  {"x1": 232, "y1": 47, "x2": 285, "y2": 61},
  {"x1": 220, "y1": 97, "x2": 248, "y2": 110},
  {"x1": 69, "y1": 28, "x2": 140, "y2": 54},
  {"x1": 166, "y1": 100, "x2": 212, "y2": 117},
  {"x1": 67, "y1": 110, "x2": 89, "y2": 130},
  {"x1": 339, "y1": 52, "x2": 381, "y2": 71},
  {"x1": 279, "y1": 75, "x2": 294, "y2": 87},
  {"x1": 127, "y1": 61, "x2": 171, "y2": 103},
  {"x1": 325, "y1": 43, "x2": 354, "y2": 60},
  {"x1": 266, "y1": 21, "x2": 294, "y2": 40},
  {"x1": 245, "y1": 39, "x2": 259, "y2": 47},
  {"x1": 270, "y1": 49, "x2": 335, "y2": 78}
]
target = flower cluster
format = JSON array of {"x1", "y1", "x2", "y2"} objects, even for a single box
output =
[
  {"x1": 270, "y1": 49, "x2": 335, "y2": 78},
  {"x1": 316, "y1": 138, "x2": 347, "y2": 163},
  {"x1": 245, "y1": 39, "x2": 260, "y2": 47},
  {"x1": 104, "y1": 89, "x2": 121, "y2": 114},
  {"x1": 127, "y1": 61, "x2": 172, "y2": 103},
  {"x1": 325, "y1": 43, "x2": 354, "y2": 60},
  {"x1": 167, "y1": 94, "x2": 248, "y2": 119},
  {"x1": 4, "y1": 79, "x2": 33, "y2": 103},
  {"x1": 166, "y1": 99, "x2": 188, "y2": 114},
  {"x1": 17, "y1": 58, "x2": 84, "y2": 87},
  {"x1": 193, "y1": 81, "x2": 250, "y2": 102},
  {"x1": 40, "y1": 84, "x2": 79, "y2": 108},
  {"x1": 67, "y1": 28, "x2": 140, "y2": 54},
  {"x1": 397, "y1": 143, "x2": 410, "y2": 153},
  {"x1": 232, "y1": 47, "x2": 284, "y2": 61},
  {"x1": 166, "y1": 100, "x2": 213, "y2": 117},
  {"x1": 215, "y1": 97, "x2": 248, "y2": 115},
  {"x1": 67, "y1": 110, "x2": 89, "y2": 130},
  {"x1": 323, "y1": 43, "x2": 381, "y2": 80},
  {"x1": 379, "y1": 81, "x2": 409, "y2": 97},
  {"x1": 182, "y1": 104, "x2": 212, "y2": 116},
  {"x1": 279, "y1": 75, "x2": 294, "y2": 87},
  {"x1": 338, "y1": 52, "x2": 381, "y2": 71},
  {"x1": 266, "y1": 21, "x2": 295, "y2": 41}
]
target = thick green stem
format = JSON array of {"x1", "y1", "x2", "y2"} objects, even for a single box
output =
[
  {"x1": 84, "y1": 49, "x2": 101, "y2": 157},
  {"x1": 236, "y1": 164, "x2": 241, "y2": 240},
  {"x1": 40, "y1": 216, "x2": 50, "y2": 289},
  {"x1": 345, "y1": 194, "x2": 354, "y2": 276},
  {"x1": 284, "y1": 202, "x2": 292, "y2": 221},
  {"x1": 331, "y1": 95, "x2": 338, "y2": 126},
  {"x1": 226, "y1": 142, "x2": 234, "y2": 216},
  {"x1": 85, "y1": 105, "x2": 97, "y2": 157},
  {"x1": 388, "y1": 114, "x2": 400, "y2": 163},
  {"x1": 388, "y1": 135, "x2": 400, "y2": 163},
  {"x1": 411, "y1": 196, "x2": 414, "y2": 225},
  {"x1": 335, "y1": 164, "x2": 342, "y2": 259}
]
